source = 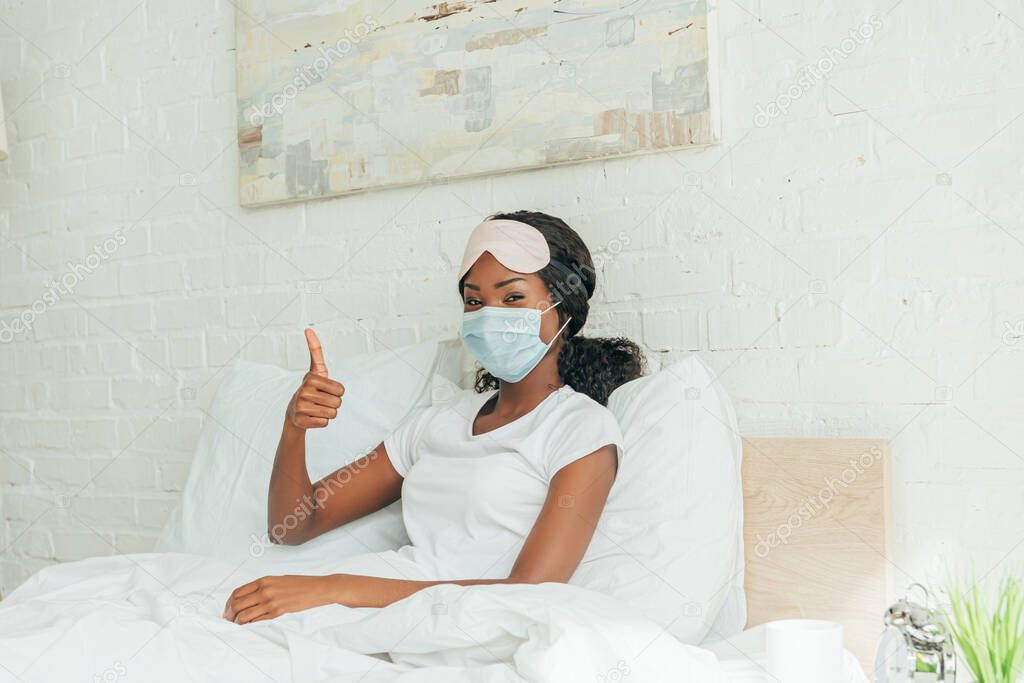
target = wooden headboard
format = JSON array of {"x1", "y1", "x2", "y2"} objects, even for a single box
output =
[{"x1": 741, "y1": 437, "x2": 892, "y2": 670}]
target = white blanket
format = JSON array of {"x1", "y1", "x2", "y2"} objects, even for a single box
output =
[{"x1": 0, "y1": 552, "x2": 726, "y2": 683}]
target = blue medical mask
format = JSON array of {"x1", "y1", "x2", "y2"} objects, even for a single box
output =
[{"x1": 460, "y1": 301, "x2": 571, "y2": 383}]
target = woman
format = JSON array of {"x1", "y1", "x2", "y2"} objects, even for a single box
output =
[{"x1": 223, "y1": 210, "x2": 645, "y2": 624}]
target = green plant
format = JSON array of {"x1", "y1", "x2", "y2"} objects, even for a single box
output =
[{"x1": 944, "y1": 574, "x2": 1024, "y2": 683}]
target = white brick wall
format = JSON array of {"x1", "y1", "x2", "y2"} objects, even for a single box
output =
[{"x1": 1, "y1": 0, "x2": 1023, "y2": 597}]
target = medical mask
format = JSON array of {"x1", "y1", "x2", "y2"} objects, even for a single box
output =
[{"x1": 460, "y1": 302, "x2": 571, "y2": 383}]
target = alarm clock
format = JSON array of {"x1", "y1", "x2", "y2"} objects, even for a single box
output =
[{"x1": 874, "y1": 584, "x2": 956, "y2": 682}]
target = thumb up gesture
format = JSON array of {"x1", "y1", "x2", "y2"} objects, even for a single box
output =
[{"x1": 286, "y1": 328, "x2": 345, "y2": 429}]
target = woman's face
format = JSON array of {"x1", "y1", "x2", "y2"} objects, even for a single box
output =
[{"x1": 462, "y1": 252, "x2": 563, "y2": 344}]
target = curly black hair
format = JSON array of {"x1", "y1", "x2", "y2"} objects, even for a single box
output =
[{"x1": 459, "y1": 210, "x2": 646, "y2": 406}]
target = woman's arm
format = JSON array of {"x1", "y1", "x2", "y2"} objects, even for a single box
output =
[
  {"x1": 267, "y1": 329, "x2": 404, "y2": 545},
  {"x1": 226, "y1": 444, "x2": 617, "y2": 622}
]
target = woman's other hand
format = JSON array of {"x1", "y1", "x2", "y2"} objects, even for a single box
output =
[
  {"x1": 286, "y1": 328, "x2": 345, "y2": 429},
  {"x1": 223, "y1": 574, "x2": 341, "y2": 623}
]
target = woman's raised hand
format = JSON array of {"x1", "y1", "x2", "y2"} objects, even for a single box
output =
[{"x1": 285, "y1": 328, "x2": 345, "y2": 429}]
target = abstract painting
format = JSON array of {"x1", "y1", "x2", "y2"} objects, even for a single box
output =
[{"x1": 235, "y1": 1, "x2": 718, "y2": 207}]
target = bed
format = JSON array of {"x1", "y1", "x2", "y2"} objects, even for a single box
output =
[{"x1": 0, "y1": 436, "x2": 888, "y2": 682}]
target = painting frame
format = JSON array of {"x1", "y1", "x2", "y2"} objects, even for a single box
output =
[{"x1": 235, "y1": 1, "x2": 720, "y2": 207}]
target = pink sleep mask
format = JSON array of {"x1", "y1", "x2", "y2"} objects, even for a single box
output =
[{"x1": 457, "y1": 219, "x2": 551, "y2": 281}]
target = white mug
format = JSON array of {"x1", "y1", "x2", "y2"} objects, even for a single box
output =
[{"x1": 765, "y1": 619, "x2": 844, "y2": 683}]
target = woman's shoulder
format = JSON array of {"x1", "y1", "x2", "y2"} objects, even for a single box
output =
[
  {"x1": 420, "y1": 388, "x2": 492, "y2": 427},
  {"x1": 535, "y1": 386, "x2": 624, "y2": 477},
  {"x1": 391, "y1": 389, "x2": 481, "y2": 433},
  {"x1": 547, "y1": 385, "x2": 621, "y2": 427}
]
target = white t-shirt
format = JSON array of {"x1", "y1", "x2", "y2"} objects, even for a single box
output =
[{"x1": 383, "y1": 384, "x2": 624, "y2": 580}]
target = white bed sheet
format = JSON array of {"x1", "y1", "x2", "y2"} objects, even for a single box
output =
[{"x1": 0, "y1": 551, "x2": 866, "y2": 683}]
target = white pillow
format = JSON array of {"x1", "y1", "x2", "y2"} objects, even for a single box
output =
[
  {"x1": 570, "y1": 354, "x2": 745, "y2": 645},
  {"x1": 157, "y1": 336, "x2": 463, "y2": 566}
]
